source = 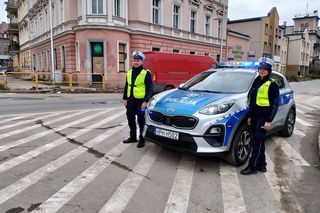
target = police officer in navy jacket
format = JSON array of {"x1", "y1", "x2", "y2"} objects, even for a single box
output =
[
  {"x1": 123, "y1": 51, "x2": 153, "y2": 148},
  {"x1": 241, "y1": 57, "x2": 279, "y2": 175}
]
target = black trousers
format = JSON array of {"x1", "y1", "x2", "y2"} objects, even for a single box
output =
[
  {"x1": 248, "y1": 118, "x2": 267, "y2": 169},
  {"x1": 126, "y1": 100, "x2": 145, "y2": 140}
]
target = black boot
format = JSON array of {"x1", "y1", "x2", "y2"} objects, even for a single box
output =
[
  {"x1": 240, "y1": 166, "x2": 257, "y2": 175},
  {"x1": 123, "y1": 137, "x2": 137, "y2": 143},
  {"x1": 257, "y1": 167, "x2": 267, "y2": 172},
  {"x1": 136, "y1": 138, "x2": 145, "y2": 148}
]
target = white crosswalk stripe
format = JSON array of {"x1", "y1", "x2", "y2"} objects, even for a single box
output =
[
  {"x1": 99, "y1": 145, "x2": 162, "y2": 213},
  {"x1": 0, "y1": 110, "x2": 125, "y2": 204},
  {"x1": 0, "y1": 103, "x2": 318, "y2": 213},
  {"x1": 163, "y1": 155, "x2": 195, "y2": 213}
]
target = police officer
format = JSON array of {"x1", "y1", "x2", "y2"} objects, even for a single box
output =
[
  {"x1": 123, "y1": 51, "x2": 153, "y2": 148},
  {"x1": 241, "y1": 57, "x2": 279, "y2": 175}
]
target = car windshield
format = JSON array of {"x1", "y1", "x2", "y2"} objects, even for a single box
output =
[{"x1": 181, "y1": 70, "x2": 256, "y2": 93}]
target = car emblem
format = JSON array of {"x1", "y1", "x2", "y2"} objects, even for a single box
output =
[{"x1": 167, "y1": 108, "x2": 174, "y2": 113}]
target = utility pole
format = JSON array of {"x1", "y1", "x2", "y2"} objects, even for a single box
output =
[{"x1": 49, "y1": 0, "x2": 55, "y2": 84}]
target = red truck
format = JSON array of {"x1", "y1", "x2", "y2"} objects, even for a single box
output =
[{"x1": 143, "y1": 52, "x2": 217, "y2": 93}]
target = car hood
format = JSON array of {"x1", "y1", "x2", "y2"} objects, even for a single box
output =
[{"x1": 153, "y1": 89, "x2": 237, "y2": 116}]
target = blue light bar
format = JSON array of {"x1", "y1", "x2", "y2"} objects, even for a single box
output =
[{"x1": 218, "y1": 61, "x2": 260, "y2": 68}]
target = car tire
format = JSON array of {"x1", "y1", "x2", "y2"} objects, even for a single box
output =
[
  {"x1": 225, "y1": 123, "x2": 251, "y2": 166},
  {"x1": 280, "y1": 108, "x2": 296, "y2": 137}
]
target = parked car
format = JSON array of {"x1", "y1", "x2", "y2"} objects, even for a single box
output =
[
  {"x1": 144, "y1": 63, "x2": 296, "y2": 166},
  {"x1": 143, "y1": 52, "x2": 217, "y2": 93}
]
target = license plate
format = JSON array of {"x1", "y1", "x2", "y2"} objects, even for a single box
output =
[{"x1": 154, "y1": 128, "x2": 179, "y2": 140}]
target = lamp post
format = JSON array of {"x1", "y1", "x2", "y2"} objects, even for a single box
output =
[{"x1": 49, "y1": 0, "x2": 55, "y2": 84}]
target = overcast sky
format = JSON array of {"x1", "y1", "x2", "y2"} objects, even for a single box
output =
[{"x1": 0, "y1": 0, "x2": 319, "y2": 26}]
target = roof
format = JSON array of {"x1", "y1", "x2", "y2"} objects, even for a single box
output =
[
  {"x1": 228, "y1": 17, "x2": 263, "y2": 24},
  {"x1": 227, "y1": 30, "x2": 250, "y2": 38}
]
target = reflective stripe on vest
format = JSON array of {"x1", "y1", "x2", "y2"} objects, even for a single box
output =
[
  {"x1": 127, "y1": 69, "x2": 147, "y2": 99},
  {"x1": 256, "y1": 80, "x2": 271, "y2": 106}
]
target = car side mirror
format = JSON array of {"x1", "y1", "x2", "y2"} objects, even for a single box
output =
[{"x1": 179, "y1": 83, "x2": 185, "y2": 88}]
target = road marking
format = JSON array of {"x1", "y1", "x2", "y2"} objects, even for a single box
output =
[
  {"x1": 295, "y1": 108, "x2": 304, "y2": 114},
  {"x1": 0, "y1": 110, "x2": 126, "y2": 205},
  {"x1": 297, "y1": 104, "x2": 314, "y2": 111},
  {"x1": 99, "y1": 145, "x2": 161, "y2": 213},
  {"x1": 306, "y1": 103, "x2": 320, "y2": 109},
  {"x1": 271, "y1": 136, "x2": 309, "y2": 166},
  {"x1": 265, "y1": 154, "x2": 304, "y2": 212},
  {"x1": 0, "y1": 114, "x2": 33, "y2": 126},
  {"x1": 295, "y1": 117, "x2": 312, "y2": 127},
  {"x1": 31, "y1": 125, "x2": 128, "y2": 213},
  {"x1": 220, "y1": 162, "x2": 246, "y2": 213},
  {"x1": 293, "y1": 128, "x2": 306, "y2": 136},
  {"x1": 0, "y1": 109, "x2": 109, "y2": 152},
  {"x1": 163, "y1": 155, "x2": 195, "y2": 213},
  {"x1": 0, "y1": 112, "x2": 61, "y2": 132},
  {"x1": 0, "y1": 110, "x2": 124, "y2": 174}
]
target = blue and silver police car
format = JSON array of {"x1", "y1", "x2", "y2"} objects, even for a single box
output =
[{"x1": 144, "y1": 62, "x2": 296, "y2": 166}]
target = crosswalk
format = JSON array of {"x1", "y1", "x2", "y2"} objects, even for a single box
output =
[{"x1": 0, "y1": 100, "x2": 319, "y2": 213}]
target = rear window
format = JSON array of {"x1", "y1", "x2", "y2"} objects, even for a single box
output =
[{"x1": 182, "y1": 71, "x2": 256, "y2": 93}]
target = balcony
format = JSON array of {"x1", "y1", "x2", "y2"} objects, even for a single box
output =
[
  {"x1": 8, "y1": 23, "x2": 19, "y2": 34},
  {"x1": 5, "y1": 0, "x2": 18, "y2": 12},
  {"x1": 8, "y1": 41, "x2": 20, "y2": 53}
]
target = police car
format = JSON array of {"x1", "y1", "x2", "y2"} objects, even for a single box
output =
[{"x1": 144, "y1": 61, "x2": 296, "y2": 166}]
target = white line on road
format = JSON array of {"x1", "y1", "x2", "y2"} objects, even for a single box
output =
[
  {"x1": 163, "y1": 154, "x2": 195, "y2": 213},
  {"x1": 293, "y1": 128, "x2": 306, "y2": 137},
  {"x1": 31, "y1": 125, "x2": 128, "y2": 213},
  {"x1": 0, "y1": 110, "x2": 126, "y2": 204},
  {"x1": 0, "y1": 112, "x2": 61, "y2": 133},
  {"x1": 265, "y1": 154, "x2": 304, "y2": 212},
  {"x1": 295, "y1": 117, "x2": 312, "y2": 127},
  {"x1": 99, "y1": 145, "x2": 162, "y2": 213},
  {"x1": 271, "y1": 136, "x2": 310, "y2": 166},
  {"x1": 297, "y1": 104, "x2": 314, "y2": 111},
  {"x1": 220, "y1": 162, "x2": 246, "y2": 213},
  {"x1": 0, "y1": 109, "x2": 109, "y2": 152}
]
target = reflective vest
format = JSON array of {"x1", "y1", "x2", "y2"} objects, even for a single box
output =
[
  {"x1": 256, "y1": 80, "x2": 272, "y2": 106},
  {"x1": 127, "y1": 68, "x2": 147, "y2": 99}
]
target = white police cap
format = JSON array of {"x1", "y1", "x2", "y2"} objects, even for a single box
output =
[
  {"x1": 132, "y1": 51, "x2": 145, "y2": 61},
  {"x1": 258, "y1": 57, "x2": 274, "y2": 70}
]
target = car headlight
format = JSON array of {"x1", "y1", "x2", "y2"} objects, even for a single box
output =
[
  {"x1": 199, "y1": 101, "x2": 234, "y2": 115},
  {"x1": 147, "y1": 96, "x2": 158, "y2": 110}
]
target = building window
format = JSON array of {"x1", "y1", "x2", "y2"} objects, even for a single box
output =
[
  {"x1": 190, "y1": 11, "x2": 196, "y2": 33},
  {"x1": 152, "y1": 47, "x2": 161, "y2": 51},
  {"x1": 118, "y1": 43, "x2": 127, "y2": 72},
  {"x1": 152, "y1": 0, "x2": 161, "y2": 24},
  {"x1": 52, "y1": 4, "x2": 55, "y2": 27},
  {"x1": 114, "y1": 0, "x2": 122, "y2": 17},
  {"x1": 204, "y1": 52, "x2": 209, "y2": 56},
  {"x1": 173, "y1": 48, "x2": 180, "y2": 53},
  {"x1": 173, "y1": 5, "x2": 180, "y2": 29},
  {"x1": 190, "y1": 51, "x2": 195, "y2": 55},
  {"x1": 61, "y1": 46, "x2": 66, "y2": 70},
  {"x1": 205, "y1": 16, "x2": 210, "y2": 36},
  {"x1": 60, "y1": 0, "x2": 64, "y2": 23},
  {"x1": 76, "y1": 42, "x2": 80, "y2": 71},
  {"x1": 265, "y1": 24, "x2": 268, "y2": 34},
  {"x1": 54, "y1": 48, "x2": 58, "y2": 69},
  {"x1": 217, "y1": 20, "x2": 222, "y2": 39},
  {"x1": 92, "y1": 0, "x2": 103, "y2": 14},
  {"x1": 46, "y1": 49, "x2": 50, "y2": 70}
]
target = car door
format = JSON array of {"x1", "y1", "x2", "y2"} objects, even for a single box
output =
[{"x1": 271, "y1": 73, "x2": 287, "y2": 128}]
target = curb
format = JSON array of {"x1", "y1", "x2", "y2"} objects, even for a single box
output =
[{"x1": 318, "y1": 132, "x2": 320, "y2": 159}]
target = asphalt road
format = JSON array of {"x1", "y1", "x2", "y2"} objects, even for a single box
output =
[{"x1": 0, "y1": 80, "x2": 319, "y2": 213}]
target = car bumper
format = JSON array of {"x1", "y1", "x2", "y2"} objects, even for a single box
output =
[{"x1": 145, "y1": 125, "x2": 229, "y2": 155}]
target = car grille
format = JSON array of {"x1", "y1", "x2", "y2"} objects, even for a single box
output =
[{"x1": 149, "y1": 111, "x2": 198, "y2": 129}]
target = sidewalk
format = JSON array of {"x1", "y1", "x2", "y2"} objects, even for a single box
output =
[{"x1": 0, "y1": 77, "x2": 114, "y2": 93}]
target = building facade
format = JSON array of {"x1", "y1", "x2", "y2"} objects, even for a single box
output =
[
  {"x1": 0, "y1": 22, "x2": 11, "y2": 68},
  {"x1": 6, "y1": 0, "x2": 228, "y2": 86},
  {"x1": 226, "y1": 29, "x2": 250, "y2": 61},
  {"x1": 227, "y1": 8, "x2": 285, "y2": 72}
]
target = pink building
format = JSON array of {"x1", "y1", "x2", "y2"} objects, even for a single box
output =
[
  {"x1": 7, "y1": 0, "x2": 228, "y2": 87},
  {"x1": 226, "y1": 29, "x2": 250, "y2": 61}
]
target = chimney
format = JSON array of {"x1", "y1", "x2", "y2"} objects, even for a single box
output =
[
  {"x1": 314, "y1": 10, "x2": 318, "y2": 16},
  {"x1": 283, "y1": 21, "x2": 287, "y2": 26}
]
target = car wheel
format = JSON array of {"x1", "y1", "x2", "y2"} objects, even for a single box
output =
[
  {"x1": 280, "y1": 108, "x2": 295, "y2": 137},
  {"x1": 225, "y1": 123, "x2": 251, "y2": 166}
]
